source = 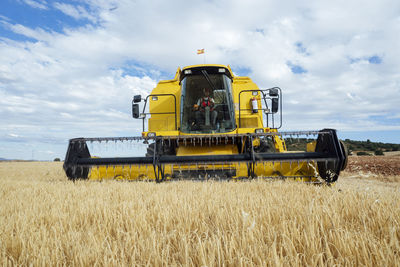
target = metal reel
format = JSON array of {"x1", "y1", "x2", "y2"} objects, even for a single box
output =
[
  {"x1": 63, "y1": 139, "x2": 91, "y2": 180},
  {"x1": 315, "y1": 129, "x2": 345, "y2": 183}
]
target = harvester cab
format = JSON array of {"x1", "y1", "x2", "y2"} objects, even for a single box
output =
[
  {"x1": 179, "y1": 67, "x2": 236, "y2": 133},
  {"x1": 64, "y1": 64, "x2": 348, "y2": 183}
]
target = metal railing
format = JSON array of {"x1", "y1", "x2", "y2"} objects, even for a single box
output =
[
  {"x1": 238, "y1": 87, "x2": 282, "y2": 129},
  {"x1": 141, "y1": 94, "x2": 177, "y2": 132}
]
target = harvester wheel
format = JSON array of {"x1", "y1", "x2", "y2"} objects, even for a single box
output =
[
  {"x1": 256, "y1": 138, "x2": 275, "y2": 153},
  {"x1": 145, "y1": 141, "x2": 175, "y2": 157},
  {"x1": 145, "y1": 143, "x2": 156, "y2": 157}
]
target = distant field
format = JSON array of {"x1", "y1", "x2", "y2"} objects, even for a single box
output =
[
  {"x1": 346, "y1": 155, "x2": 400, "y2": 178},
  {"x1": 1, "y1": 161, "x2": 399, "y2": 266},
  {"x1": 384, "y1": 151, "x2": 400, "y2": 156}
]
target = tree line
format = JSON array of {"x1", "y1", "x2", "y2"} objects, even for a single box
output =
[{"x1": 285, "y1": 138, "x2": 400, "y2": 155}]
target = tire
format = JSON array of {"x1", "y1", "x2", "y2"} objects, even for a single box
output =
[
  {"x1": 145, "y1": 141, "x2": 175, "y2": 157},
  {"x1": 145, "y1": 143, "x2": 156, "y2": 157}
]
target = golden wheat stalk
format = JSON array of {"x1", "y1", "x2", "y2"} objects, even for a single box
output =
[{"x1": 0, "y1": 162, "x2": 399, "y2": 266}]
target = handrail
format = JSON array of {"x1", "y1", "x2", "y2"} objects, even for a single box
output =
[
  {"x1": 142, "y1": 94, "x2": 177, "y2": 131},
  {"x1": 238, "y1": 87, "x2": 282, "y2": 129}
]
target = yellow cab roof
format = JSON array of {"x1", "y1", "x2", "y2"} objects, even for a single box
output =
[{"x1": 179, "y1": 64, "x2": 234, "y2": 80}]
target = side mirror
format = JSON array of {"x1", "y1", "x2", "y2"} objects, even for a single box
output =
[
  {"x1": 271, "y1": 98, "x2": 279, "y2": 113},
  {"x1": 269, "y1": 88, "x2": 278, "y2": 97},
  {"x1": 132, "y1": 103, "x2": 140, "y2": 118},
  {"x1": 133, "y1": 95, "x2": 142, "y2": 103}
]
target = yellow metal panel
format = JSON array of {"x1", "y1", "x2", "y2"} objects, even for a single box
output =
[
  {"x1": 176, "y1": 144, "x2": 238, "y2": 156},
  {"x1": 307, "y1": 141, "x2": 316, "y2": 152},
  {"x1": 273, "y1": 135, "x2": 287, "y2": 152},
  {"x1": 240, "y1": 117, "x2": 259, "y2": 128},
  {"x1": 253, "y1": 161, "x2": 319, "y2": 182},
  {"x1": 236, "y1": 128, "x2": 257, "y2": 134},
  {"x1": 88, "y1": 160, "x2": 319, "y2": 181},
  {"x1": 148, "y1": 117, "x2": 168, "y2": 131},
  {"x1": 231, "y1": 75, "x2": 264, "y2": 129},
  {"x1": 148, "y1": 79, "x2": 180, "y2": 132},
  {"x1": 89, "y1": 164, "x2": 167, "y2": 180}
]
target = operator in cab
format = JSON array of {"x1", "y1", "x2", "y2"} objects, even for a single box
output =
[{"x1": 193, "y1": 87, "x2": 218, "y2": 129}]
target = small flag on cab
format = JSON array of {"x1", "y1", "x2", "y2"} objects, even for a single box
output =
[{"x1": 197, "y1": 49, "x2": 205, "y2": 54}]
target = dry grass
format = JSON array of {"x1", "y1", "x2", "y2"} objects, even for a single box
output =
[
  {"x1": 384, "y1": 151, "x2": 400, "y2": 156},
  {"x1": 1, "y1": 162, "x2": 399, "y2": 266}
]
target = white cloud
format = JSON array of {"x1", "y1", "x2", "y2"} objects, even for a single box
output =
[
  {"x1": 21, "y1": 0, "x2": 48, "y2": 10},
  {"x1": 2, "y1": 21, "x2": 57, "y2": 41},
  {"x1": 0, "y1": 0, "x2": 400, "y2": 159},
  {"x1": 53, "y1": 2, "x2": 97, "y2": 22}
]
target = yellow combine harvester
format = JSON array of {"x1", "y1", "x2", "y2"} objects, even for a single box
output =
[{"x1": 64, "y1": 64, "x2": 347, "y2": 183}]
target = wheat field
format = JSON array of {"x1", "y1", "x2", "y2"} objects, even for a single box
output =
[{"x1": 0, "y1": 162, "x2": 399, "y2": 266}]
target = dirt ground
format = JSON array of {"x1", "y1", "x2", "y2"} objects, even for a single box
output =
[{"x1": 346, "y1": 155, "x2": 400, "y2": 176}]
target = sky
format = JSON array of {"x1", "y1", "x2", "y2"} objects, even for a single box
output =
[{"x1": 0, "y1": 0, "x2": 399, "y2": 160}]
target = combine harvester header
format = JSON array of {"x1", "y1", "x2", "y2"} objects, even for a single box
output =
[{"x1": 64, "y1": 64, "x2": 348, "y2": 183}]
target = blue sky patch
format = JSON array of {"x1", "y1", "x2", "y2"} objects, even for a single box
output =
[
  {"x1": 295, "y1": 42, "x2": 309, "y2": 55},
  {"x1": 233, "y1": 66, "x2": 252, "y2": 77},
  {"x1": 0, "y1": 0, "x2": 96, "y2": 41},
  {"x1": 369, "y1": 115, "x2": 399, "y2": 125},
  {"x1": 368, "y1": 55, "x2": 382, "y2": 64},
  {"x1": 349, "y1": 55, "x2": 382, "y2": 65},
  {"x1": 287, "y1": 61, "x2": 307, "y2": 74},
  {"x1": 112, "y1": 60, "x2": 169, "y2": 80}
]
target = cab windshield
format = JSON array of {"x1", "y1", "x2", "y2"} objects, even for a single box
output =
[{"x1": 180, "y1": 73, "x2": 236, "y2": 133}]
